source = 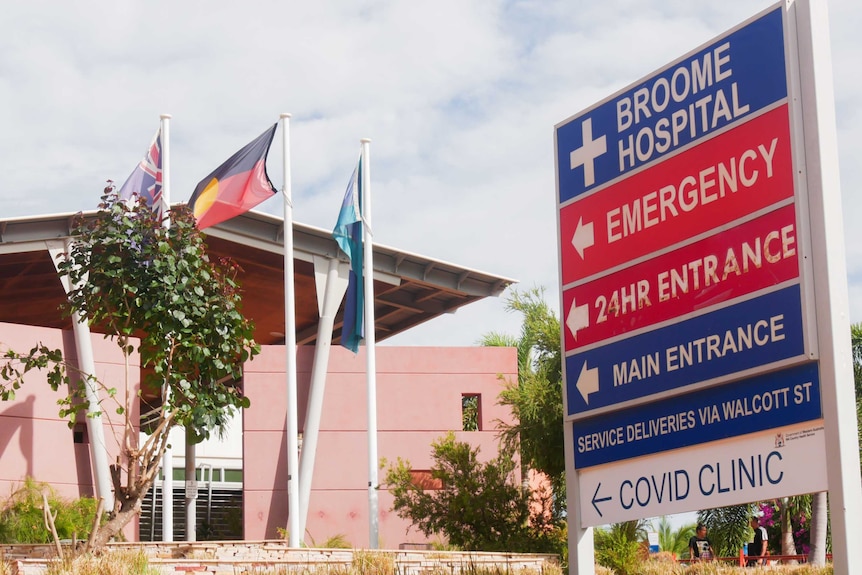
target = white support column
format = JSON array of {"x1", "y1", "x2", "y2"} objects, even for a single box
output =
[
  {"x1": 297, "y1": 256, "x2": 350, "y2": 541},
  {"x1": 793, "y1": 0, "x2": 862, "y2": 572},
  {"x1": 49, "y1": 242, "x2": 115, "y2": 512},
  {"x1": 280, "y1": 113, "x2": 301, "y2": 548},
  {"x1": 160, "y1": 113, "x2": 174, "y2": 542},
  {"x1": 563, "y1": 423, "x2": 594, "y2": 574},
  {"x1": 359, "y1": 138, "x2": 379, "y2": 549}
]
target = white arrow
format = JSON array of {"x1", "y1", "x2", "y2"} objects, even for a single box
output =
[
  {"x1": 571, "y1": 217, "x2": 594, "y2": 259},
  {"x1": 566, "y1": 297, "x2": 589, "y2": 340},
  {"x1": 576, "y1": 361, "x2": 599, "y2": 404}
]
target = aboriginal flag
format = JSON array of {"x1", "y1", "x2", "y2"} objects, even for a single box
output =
[{"x1": 188, "y1": 124, "x2": 278, "y2": 229}]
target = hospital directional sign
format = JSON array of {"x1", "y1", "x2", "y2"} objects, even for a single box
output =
[
  {"x1": 563, "y1": 203, "x2": 800, "y2": 351},
  {"x1": 556, "y1": 6, "x2": 786, "y2": 204},
  {"x1": 578, "y1": 421, "x2": 828, "y2": 527},
  {"x1": 571, "y1": 362, "x2": 821, "y2": 469},
  {"x1": 566, "y1": 284, "x2": 805, "y2": 417},
  {"x1": 560, "y1": 105, "x2": 794, "y2": 285},
  {"x1": 555, "y1": 3, "x2": 809, "y2": 423},
  {"x1": 557, "y1": 1, "x2": 860, "y2": 564}
]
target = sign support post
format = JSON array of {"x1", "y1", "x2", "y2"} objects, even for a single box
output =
[
  {"x1": 554, "y1": 1, "x2": 862, "y2": 572},
  {"x1": 793, "y1": 0, "x2": 862, "y2": 571}
]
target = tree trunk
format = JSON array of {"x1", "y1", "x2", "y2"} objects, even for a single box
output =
[
  {"x1": 808, "y1": 491, "x2": 828, "y2": 565},
  {"x1": 90, "y1": 500, "x2": 141, "y2": 550},
  {"x1": 780, "y1": 497, "x2": 798, "y2": 562}
]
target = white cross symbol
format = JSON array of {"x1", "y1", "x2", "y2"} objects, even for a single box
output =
[{"x1": 569, "y1": 117, "x2": 607, "y2": 187}]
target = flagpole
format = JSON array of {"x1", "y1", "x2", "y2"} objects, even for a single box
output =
[
  {"x1": 159, "y1": 113, "x2": 174, "y2": 542},
  {"x1": 360, "y1": 138, "x2": 379, "y2": 549},
  {"x1": 281, "y1": 113, "x2": 301, "y2": 548}
]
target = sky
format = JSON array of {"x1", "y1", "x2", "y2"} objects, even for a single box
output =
[{"x1": 2, "y1": 0, "x2": 859, "y2": 349}]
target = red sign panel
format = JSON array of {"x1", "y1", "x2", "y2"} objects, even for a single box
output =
[
  {"x1": 562, "y1": 203, "x2": 800, "y2": 351},
  {"x1": 560, "y1": 105, "x2": 794, "y2": 286}
]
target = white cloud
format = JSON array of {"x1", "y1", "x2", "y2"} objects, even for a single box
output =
[{"x1": 0, "y1": 0, "x2": 860, "y2": 349}]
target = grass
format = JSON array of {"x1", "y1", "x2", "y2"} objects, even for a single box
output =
[
  {"x1": 613, "y1": 559, "x2": 833, "y2": 575},
  {"x1": 43, "y1": 549, "x2": 159, "y2": 575},
  {"x1": 3, "y1": 549, "x2": 835, "y2": 575}
]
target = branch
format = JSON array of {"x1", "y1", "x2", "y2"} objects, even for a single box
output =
[
  {"x1": 42, "y1": 493, "x2": 64, "y2": 559},
  {"x1": 85, "y1": 498, "x2": 105, "y2": 554}
]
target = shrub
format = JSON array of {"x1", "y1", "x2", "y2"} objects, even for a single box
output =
[
  {"x1": 0, "y1": 478, "x2": 99, "y2": 544},
  {"x1": 593, "y1": 526, "x2": 640, "y2": 575}
]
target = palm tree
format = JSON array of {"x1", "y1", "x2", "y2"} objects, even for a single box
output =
[
  {"x1": 480, "y1": 287, "x2": 565, "y2": 516},
  {"x1": 654, "y1": 516, "x2": 696, "y2": 559}
]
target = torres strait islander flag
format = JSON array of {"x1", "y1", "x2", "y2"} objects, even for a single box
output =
[
  {"x1": 332, "y1": 160, "x2": 364, "y2": 353},
  {"x1": 188, "y1": 124, "x2": 278, "y2": 229}
]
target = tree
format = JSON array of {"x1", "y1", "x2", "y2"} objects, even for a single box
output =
[
  {"x1": 853, "y1": 322, "x2": 862, "y2": 469},
  {"x1": 698, "y1": 503, "x2": 754, "y2": 557},
  {"x1": 593, "y1": 520, "x2": 648, "y2": 575},
  {"x1": 479, "y1": 288, "x2": 565, "y2": 515},
  {"x1": 383, "y1": 432, "x2": 561, "y2": 553},
  {"x1": 0, "y1": 191, "x2": 259, "y2": 548},
  {"x1": 653, "y1": 516, "x2": 696, "y2": 558}
]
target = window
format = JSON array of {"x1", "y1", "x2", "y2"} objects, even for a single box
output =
[
  {"x1": 462, "y1": 394, "x2": 481, "y2": 431},
  {"x1": 409, "y1": 470, "x2": 443, "y2": 490},
  {"x1": 73, "y1": 424, "x2": 87, "y2": 444}
]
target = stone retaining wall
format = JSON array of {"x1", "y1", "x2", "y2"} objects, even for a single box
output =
[{"x1": 2, "y1": 541, "x2": 559, "y2": 574}]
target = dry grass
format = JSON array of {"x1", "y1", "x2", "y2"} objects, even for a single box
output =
[
  {"x1": 627, "y1": 559, "x2": 833, "y2": 575},
  {"x1": 18, "y1": 550, "x2": 834, "y2": 575},
  {"x1": 245, "y1": 562, "x2": 561, "y2": 575},
  {"x1": 43, "y1": 549, "x2": 158, "y2": 575}
]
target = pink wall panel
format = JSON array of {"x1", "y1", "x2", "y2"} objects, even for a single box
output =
[
  {"x1": 243, "y1": 373, "x2": 289, "y2": 430},
  {"x1": 0, "y1": 322, "x2": 138, "y2": 501},
  {"x1": 1, "y1": 319, "x2": 518, "y2": 548},
  {"x1": 243, "y1": 345, "x2": 518, "y2": 547},
  {"x1": 244, "y1": 489, "x2": 288, "y2": 540},
  {"x1": 303, "y1": 489, "x2": 431, "y2": 549},
  {"x1": 242, "y1": 430, "x2": 287, "y2": 491}
]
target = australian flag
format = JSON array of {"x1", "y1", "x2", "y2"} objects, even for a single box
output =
[{"x1": 118, "y1": 129, "x2": 163, "y2": 216}]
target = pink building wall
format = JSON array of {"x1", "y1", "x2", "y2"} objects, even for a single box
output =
[
  {"x1": 0, "y1": 322, "x2": 138, "y2": 503},
  {"x1": 0, "y1": 321, "x2": 518, "y2": 548},
  {"x1": 243, "y1": 345, "x2": 518, "y2": 548}
]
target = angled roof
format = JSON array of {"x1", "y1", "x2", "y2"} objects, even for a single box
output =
[{"x1": 0, "y1": 209, "x2": 516, "y2": 346}]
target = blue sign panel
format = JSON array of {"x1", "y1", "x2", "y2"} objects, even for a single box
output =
[
  {"x1": 566, "y1": 284, "x2": 805, "y2": 417},
  {"x1": 556, "y1": 6, "x2": 787, "y2": 203},
  {"x1": 572, "y1": 362, "x2": 821, "y2": 469}
]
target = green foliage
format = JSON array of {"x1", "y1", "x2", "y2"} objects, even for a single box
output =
[
  {"x1": 57, "y1": 193, "x2": 259, "y2": 437},
  {"x1": 653, "y1": 516, "x2": 696, "y2": 558},
  {"x1": 383, "y1": 432, "x2": 563, "y2": 554},
  {"x1": 480, "y1": 287, "x2": 565, "y2": 514},
  {"x1": 0, "y1": 478, "x2": 99, "y2": 544},
  {"x1": 461, "y1": 395, "x2": 479, "y2": 431},
  {"x1": 853, "y1": 322, "x2": 862, "y2": 475},
  {"x1": 0, "y1": 345, "x2": 64, "y2": 403},
  {"x1": 593, "y1": 523, "x2": 642, "y2": 575},
  {"x1": 852, "y1": 322, "x2": 862, "y2": 395},
  {"x1": 0, "y1": 190, "x2": 262, "y2": 548},
  {"x1": 698, "y1": 504, "x2": 754, "y2": 557}
]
